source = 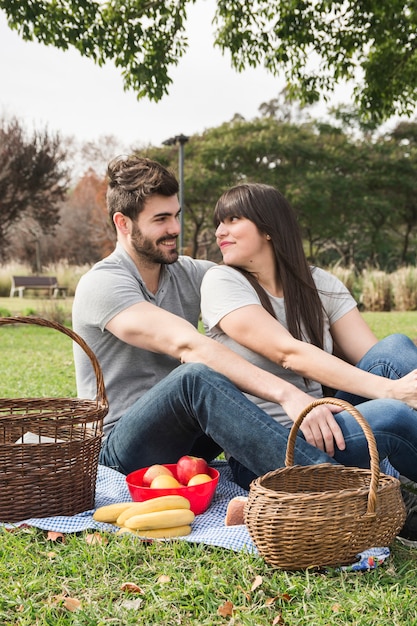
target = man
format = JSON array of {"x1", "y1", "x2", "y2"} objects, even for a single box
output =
[{"x1": 72, "y1": 155, "x2": 341, "y2": 486}]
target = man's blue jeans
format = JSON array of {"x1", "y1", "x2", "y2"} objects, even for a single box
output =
[
  {"x1": 100, "y1": 334, "x2": 417, "y2": 488},
  {"x1": 99, "y1": 362, "x2": 336, "y2": 476}
]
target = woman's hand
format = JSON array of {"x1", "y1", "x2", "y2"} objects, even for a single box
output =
[
  {"x1": 387, "y1": 369, "x2": 417, "y2": 409},
  {"x1": 281, "y1": 391, "x2": 346, "y2": 457}
]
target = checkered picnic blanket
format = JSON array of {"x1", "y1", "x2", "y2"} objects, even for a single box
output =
[{"x1": 4, "y1": 460, "x2": 392, "y2": 571}]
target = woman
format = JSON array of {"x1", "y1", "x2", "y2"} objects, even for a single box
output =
[{"x1": 200, "y1": 183, "x2": 417, "y2": 544}]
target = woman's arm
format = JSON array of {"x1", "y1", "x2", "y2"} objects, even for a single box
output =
[
  {"x1": 216, "y1": 303, "x2": 417, "y2": 408},
  {"x1": 329, "y1": 308, "x2": 378, "y2": 364}
]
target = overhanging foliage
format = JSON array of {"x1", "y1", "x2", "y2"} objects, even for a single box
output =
[{"x1": 1, "y1": 0, "x2": 417, "y2": 121}]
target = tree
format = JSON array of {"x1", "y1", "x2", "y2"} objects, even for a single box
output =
[
  {"x1": 151, "y1": 112, "x2": 417, "y2": 270},
  {"x1": 380, "y1": 121, "x2": 417, "y2": 266},
  {"x1": 51, "y1": 168, "x2": 114, "y2": 265},
  {"x1": 0, "y1": 116, "x2": 69, "y2": 263},
  {"x1": 0, "y1": 0, "x2": 190, "y2": 102},
  {"x1": 215, "y1": 0, "x2": 417, "y2": 123},
  {"x1": 1, "y1": 0, "x2": 417, "y2": 122}
]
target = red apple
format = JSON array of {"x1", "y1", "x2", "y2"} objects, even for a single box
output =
[
  {"x1": 142, "y1": 464, "x2": 174, "y2": 487},
  {"x1": 176, "y1": 455, "x2": 210, "y2": 485}
]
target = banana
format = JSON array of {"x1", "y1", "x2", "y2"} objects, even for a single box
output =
[
  {"x1": 117, "y1": 525, "x2": 192, "y2": 538},
  {"x1": 115, "y1": 527, "x2": 137, "y2": 536},
  {"x1": 124, "y1": 508, "x2": 195, "y2": 530},
  {"x1": 135, "y1": 525, "x2": 192, "y2": 538},
  {"x1": 92, "y1": 502, "x2": 135, "y2": 523},
  {"x1": 116, "y1": 495, "x2": 190, "y2": 526}
]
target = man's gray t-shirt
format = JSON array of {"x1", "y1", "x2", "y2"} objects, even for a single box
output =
[
  {"x1": 72, "y1": 243, "x2": 214, "y2": 436},
  {"x1": 201, "y1": 265, "x2": 357, "y2": 428}
]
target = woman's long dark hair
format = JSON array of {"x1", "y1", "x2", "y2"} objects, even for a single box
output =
[{"x1": 213, "y1": 183, "x2": 324, "y2": 350}]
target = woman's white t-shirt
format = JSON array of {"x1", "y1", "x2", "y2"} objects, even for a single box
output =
[{"x1": 200, "y1": 265, "x2": 357, "y2": 428}]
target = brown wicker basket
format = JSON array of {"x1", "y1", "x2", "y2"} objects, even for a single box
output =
[
  {"x1": 0, "y1": 316, "x2": 108, "y2": 522},
  {"x1": 244, "y1": 398, "x2": 406, "y2": 569}
]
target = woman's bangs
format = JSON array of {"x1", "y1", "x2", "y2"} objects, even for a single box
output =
[{"x1": 213, "y1": 198, "x2": 246, "y2": 227}]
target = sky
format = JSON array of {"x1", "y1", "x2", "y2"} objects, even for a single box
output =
[{"x1": 0, "y1": 0, "x2": 340, "y2": 150}]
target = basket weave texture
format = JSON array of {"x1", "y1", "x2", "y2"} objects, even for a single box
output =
[
  {"x1": 244, "y1": 398, "x2": 406, "y2": 569},
  {"x1": 0, "y1": 316, "x2": 108, "y2": 522}
]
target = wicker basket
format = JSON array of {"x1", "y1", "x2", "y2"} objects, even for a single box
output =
[
  {"x1": 0, "y1": 316, "x2": 108, "y2": 522},
  {"x1": 244, "y1": 398, "x2": 406, "y2": 569}
]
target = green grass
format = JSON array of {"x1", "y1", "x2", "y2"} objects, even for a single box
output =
[
  {"x1": 0, "y1": 325, "x2": 76, "y2": 397},
  {"x1": 362, "y1": 311, "x2": 417, "y2": 342},
  {"x1": 0, "y1": 296, "x2": 73, "y2": 323},
  {"x1": 2, "y1": 309, "x2": 417, "y2": 624},
  {"x1": 1, "y1": 527, "x2": 417, "y2": 625}
]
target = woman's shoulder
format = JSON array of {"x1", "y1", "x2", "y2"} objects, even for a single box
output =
[
  {"x1": 203, "y1": 264, "x2": 252, "y2": 286},
  {"x1": 205, "y1": 264, "x2": 245, "y2": 278},
  {"x1": 311, "y1": 266, "x2": 349, "y2": 291}
]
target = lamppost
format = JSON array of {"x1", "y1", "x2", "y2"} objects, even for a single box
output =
[{"x1": 162, "y1": 133, "x2": 189, "y2": 254}]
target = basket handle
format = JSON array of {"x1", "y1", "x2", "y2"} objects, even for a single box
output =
[
  {"x1": 285, "y1": 397, "x2": 380, "y2": 516},
  {"x1": 0, "y1": 316, "x2": 108, "y2": 408}
]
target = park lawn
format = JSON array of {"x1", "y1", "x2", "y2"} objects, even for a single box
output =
[{"x1": 1, "y1": 307, "x2": 417, "y2": 623}]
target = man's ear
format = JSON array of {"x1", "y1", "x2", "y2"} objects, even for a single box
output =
[{"x1": 113, "y1": 212, "x2": 130, "y2": 234}]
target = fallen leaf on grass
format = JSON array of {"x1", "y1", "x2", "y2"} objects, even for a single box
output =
[
  {"x1": 120, "y1": 582, "x2": 143, "y2": 593},
  {"x1": 85, "y1": 532, "x2": 108, "y2": 545},
  {"x1": 239, "y1": 574, "x2": 263, "y2": 602},
  {"x1": 121, "y1": 598, "x2": 144, "y2": 610},
  {"x1": 47, "y1": 531, "x2": 65, "y2": 542},
  {"x1": 5, "y1": 524, "x2": 31, "y2": 533},
  {"x1": 157, "y1": 574, "x2": 171, "y2": 583},
  {"x1": 64, "y1": 597, "x2": 82, "y2": 612},
  {"x1": 272, "y1": 614, "x2": 285, "y2": 625},
  {"x1": 266, "y1": 593, "x2": 291, "y2": 607},
  {"x1": 237, "y1": 584, "x2": 251, "y2": 601},
  {"x1": 217, "y1": 600, "x2": 234, "y2": 617},
  {"x1": 251, "y1": 575, "x2": 263, "y2": 591},
  {"x1": 51, "y1": 595, "x2": 81, "y2": 612}
]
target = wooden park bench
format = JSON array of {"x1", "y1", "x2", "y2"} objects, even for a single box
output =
[{"x1": 10, "y1": 276, "x2": 67, "y2": 298}]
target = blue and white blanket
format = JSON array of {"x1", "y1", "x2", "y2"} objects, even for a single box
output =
[{"x1": 4, "y1": 460, "x2": 391, "y2": 571}]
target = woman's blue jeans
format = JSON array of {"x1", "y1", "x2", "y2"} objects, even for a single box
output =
[{"x1": 230, "y1": 334, "x2": 417, "y2": 489}]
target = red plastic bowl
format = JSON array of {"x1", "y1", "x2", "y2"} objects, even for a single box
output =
[{"x1": 125, "y1": 464, "x2": 220, "y2": 515}]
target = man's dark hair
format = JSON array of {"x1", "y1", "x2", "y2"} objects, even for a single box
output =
[{"x1": 107, "y1": 155, "x2": 179, "y2": 228}]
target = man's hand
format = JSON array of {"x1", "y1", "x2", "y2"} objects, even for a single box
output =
[{"x1": 281, "y1": 391, "x2": 345, "y2": 457}]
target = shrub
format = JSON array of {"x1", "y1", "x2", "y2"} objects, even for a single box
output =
[
  {"x1": 38, "y1": 302, "x2": 70, "y2": 325},
  {"x1": 360, "y1": 269, "x2": 393, "y2": 312},
  {"x1": 43, "y1": 261, "x2": 91, "y2": 297},
  {"x1": 0, "y1": 262, "x2": 29, "y2": 296},
  {"x1": 391, "y1": 267, "x2": 417, "y2": 311},
  {"x1": 0, "y1": 261, "x2": 92, "y2": 298}
]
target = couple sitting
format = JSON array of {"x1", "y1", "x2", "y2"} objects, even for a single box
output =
[{"x1": 72, "y1": 155, "x2": 417, "y2": 547}]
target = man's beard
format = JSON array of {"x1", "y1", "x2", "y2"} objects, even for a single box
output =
[{"x1": 131, "y1": 223, "x2": 179, "y2": 265}]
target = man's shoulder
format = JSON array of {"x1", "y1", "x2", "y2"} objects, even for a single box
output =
[
  {"x1": 172, "y1": 256, "x2": 216, "y2": 277},
  {"x1": 79, "y1": 249, "x2": 134, "y2": 282}
]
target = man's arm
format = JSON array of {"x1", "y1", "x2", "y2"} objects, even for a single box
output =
[{"x1": 106, "y1": 301, "x2": 346, "y2": 455}]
